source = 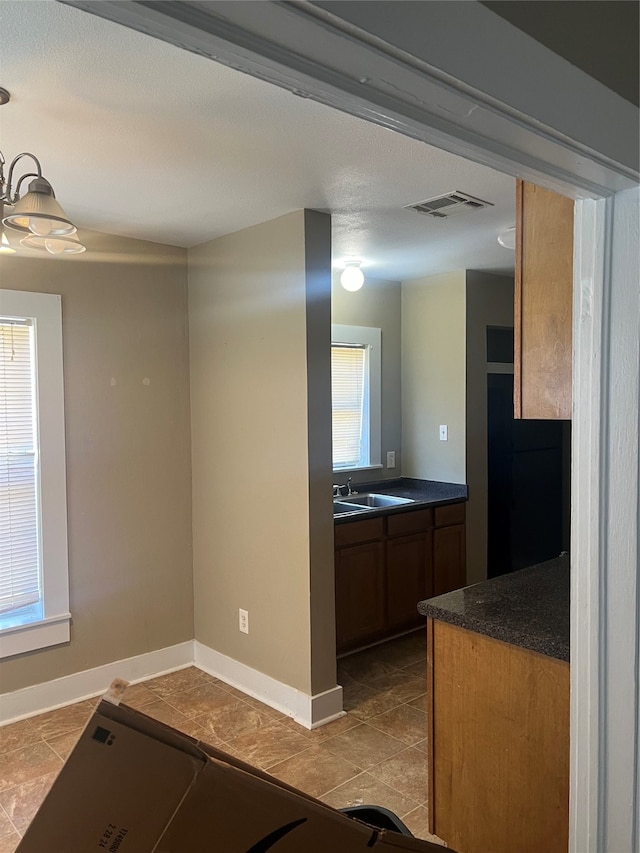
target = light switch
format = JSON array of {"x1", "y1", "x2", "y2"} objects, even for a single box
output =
[
  {"x1": 386, "y1": 451, "x2": 396, "y2": 469},
  {"x1": 439, "y1": 425, "x2": 448, "y2": 441}
]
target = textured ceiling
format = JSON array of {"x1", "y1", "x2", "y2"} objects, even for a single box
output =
[{"x1": 0, "y1": 0, "x2": 515, "y2": 281}]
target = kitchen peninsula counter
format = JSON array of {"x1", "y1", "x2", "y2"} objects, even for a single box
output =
[
  {"x1": 420, "y1": 556, "x2": 570, "y2": 853},
  {"x1": 418, "y1": 553, "x2": 569, "y2": 661}
]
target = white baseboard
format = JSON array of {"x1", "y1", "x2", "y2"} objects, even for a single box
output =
[
  {"x1": 0, "y1": 641, "x2": 194, "y2": 725},
  {"x1": 0, "y1": 640, "x2": 344, "y2": 730},
  {"x1": 194, "y1": 641, "x2": 344, "y2": 729}
]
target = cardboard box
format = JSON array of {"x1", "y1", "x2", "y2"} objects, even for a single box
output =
[{"x1": 17, "y1": 697, "x2": 449, "y2": 852}]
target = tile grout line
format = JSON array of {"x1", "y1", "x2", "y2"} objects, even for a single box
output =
[
  {"x1": 317, "y1": 767, "x2": 422, "y2": 813},
  {"x1": 0, "y1": 801, "x2": 22, "y2": 842}
]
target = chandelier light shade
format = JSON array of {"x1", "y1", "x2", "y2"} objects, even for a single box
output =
[
  {"x1": 0, "y1": 232, "x2": 15, "y2": 254},
  {"x1": 21, "y1": 231, "x2": 86, "y2": 255},
  {"x1": 0, "y1": 203, "x2": 16, "y2": 255},
  {"x1": 4, "y1": 177, "x2": 77, "y2": 236},
  {"x1": 0, "y1": 86, "x2": 85, "y2": 254},
  {"x1": 340, "y1": 261, "x2": 365, "y2": 291}
]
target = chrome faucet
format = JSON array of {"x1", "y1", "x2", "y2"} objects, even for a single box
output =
[{"x1": 333, "y1": 478, "x2": 357, "y2": 498}]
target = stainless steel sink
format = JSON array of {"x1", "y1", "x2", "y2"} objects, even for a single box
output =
[
  {"x1": 333, "y1": 500, "x2": 369, "y2": 515},
  {"x1": 339, "y1": 493, "x2": 415, "y2": 508}
]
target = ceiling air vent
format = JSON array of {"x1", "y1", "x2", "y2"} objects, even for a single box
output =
[{"x1": 406, "y1": 191, "x2": 493, "y2": 219}]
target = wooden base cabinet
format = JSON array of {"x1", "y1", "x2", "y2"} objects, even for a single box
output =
[
  {"x1": 386, "y1": 530, "x2": 433, "y2": 633},
  {"x1": 335, "y1": 541, "x2": 385, "y2": 652},
  {"x1": 433, "y1": 504, "x2": 466, "y2": 596},
  {"x1": 335, "y1": 503, "x2": 465, "y2": 654},
  {"x1": 426, "y1": 619, "x2": 569, "y2": 853}
]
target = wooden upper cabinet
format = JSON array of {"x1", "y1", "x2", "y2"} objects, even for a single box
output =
[{"x1": 515, "y1": 180, "x2": 574, "y2": 420}]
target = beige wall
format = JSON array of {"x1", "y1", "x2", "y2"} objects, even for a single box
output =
[
  {"x1": 0, "y1": 230, "x2": 193, "y2": 693},
  {"x1": 401, "y1": 271, "x2": 467, "y2": 484},
  {"x1": 465, "y1": 271, "x2": 515, "y2": 585},
  {"x1": 331, "y1": 275, "x2": 402, "y2": 485},
  {"x1": 188, "y1": 211, "x2": 335, "y2": 696},
  {"x1": 303, "y1": 211, "x2": 336, "y2": 695}
]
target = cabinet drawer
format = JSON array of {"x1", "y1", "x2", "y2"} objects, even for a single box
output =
[
  {"x1": 434, "y1": 502, "x2": 466, "y2": 528},
  {"x1": 386, "y1": 507, "x2": 433, "y2": 537},
  {"x1": 334, "y1": 517, "x2": 384, "y2": 547}
]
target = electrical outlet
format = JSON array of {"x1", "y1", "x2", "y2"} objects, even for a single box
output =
[
  {"x1": 386, "y1": 450, "x2": 396, "y2": 469},
  {"x1": 239, "y1": 608, "x2": 249, "y2": 634},
  {"x1": 439, "y1": 425, "x2": 448, "y2": 441}
]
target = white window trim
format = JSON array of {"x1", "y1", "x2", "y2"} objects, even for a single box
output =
[
  {"x1": 331, "y1": 323, "x2": 381, "y2": 474},
  {"x1": 0, "y1": 289, "x2": 70, "y2": 659}
]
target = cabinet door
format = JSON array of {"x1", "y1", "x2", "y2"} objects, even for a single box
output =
[
  {"x1": 433, "y1": 524, "x2": 466, "y2": 596},
  {"x1": 386, "y1": 531, "x2": 433, "y2": 632},
  {"x1": 515, "y1": 180, "x2": 573, "y2": 420},
  {"x1": 335, "y1": 541, "x2": 385, "y2": 653}
]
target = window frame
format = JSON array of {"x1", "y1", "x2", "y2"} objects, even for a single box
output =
[
  {"x1": 331, "y1": 323, "x2": 382, "y2": 474},
  {"x1": 0, "y1": 289, "x2": 70, "y2": 658}
]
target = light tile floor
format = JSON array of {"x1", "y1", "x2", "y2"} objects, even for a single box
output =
[{"x1": 0, "y1": 630, "x2": 445, "y2": 851}]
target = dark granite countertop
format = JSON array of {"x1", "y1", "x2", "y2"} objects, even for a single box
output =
[
  {"x1": 333, "y1": 477, "x2": 468, "y2": 524},
  {"x1": 418, "y1": 554, "x2": 570, "y2": 662}
]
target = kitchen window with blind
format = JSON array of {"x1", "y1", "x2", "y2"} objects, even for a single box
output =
[
  {"x1": 331, "y1": 324, "x2": 381, "y2": 471},
  {"x1": 0, "y1": 290, "x2": 70, "y2": 659}
]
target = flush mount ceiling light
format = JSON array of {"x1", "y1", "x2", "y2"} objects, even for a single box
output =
[
  {"x1": 497, "y1": 227, "x2": 516, "y2": 250},
  {"x1": 0, "y1": 87, "x2": 85, "y2": 254},
  {"x1": 340, "y1": 261, "x2": 365, "y2": 292}
]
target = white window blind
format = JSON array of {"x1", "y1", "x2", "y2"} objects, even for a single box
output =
[
  {"x1": 331, "y1": 343, "x2": 366, "y2": 468},
  {"x1": 0, "y1": 319, "x2": 41, "y2": 615}
]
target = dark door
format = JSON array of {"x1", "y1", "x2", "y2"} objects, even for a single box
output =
[{"x1": 487, "y1": 373, "x2": 565, "y2": 578}]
